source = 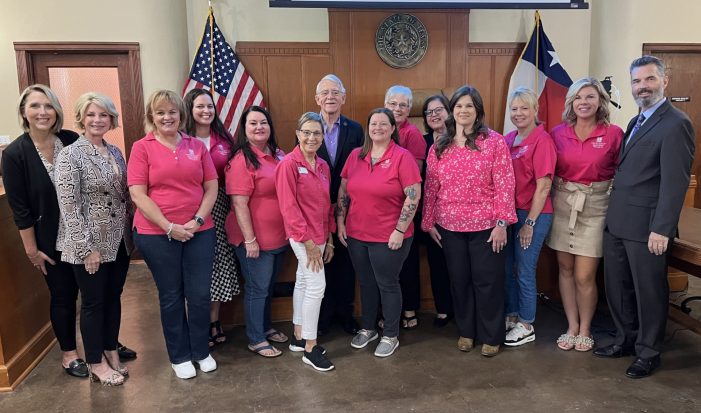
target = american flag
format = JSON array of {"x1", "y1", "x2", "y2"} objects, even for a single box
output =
[{"x1": 183, "y1": 9, "x2": 265, "y2": 135}]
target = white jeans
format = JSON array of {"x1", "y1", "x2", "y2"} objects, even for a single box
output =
[{"x1": 289, "y1": 240, "x2": 327, "y2": 340}]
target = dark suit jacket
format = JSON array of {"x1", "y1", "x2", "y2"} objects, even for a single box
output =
[
  {"x1": 1, "y1": 130, "x2": 79, "y2": 258},
  {"x1": 606, "y1": 99, "x2": 695, "y2": 242},
  {"x1": 317, "y1": 114, "x2": 364, "y2": 203}
]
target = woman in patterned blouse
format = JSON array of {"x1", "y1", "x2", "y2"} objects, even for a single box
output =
[
  {"x1": 422, "y1": 85, "x2": 516, "y2": 357},
  {"x1": 55, "y1": 92, "x2": 133, "y2": 386}
]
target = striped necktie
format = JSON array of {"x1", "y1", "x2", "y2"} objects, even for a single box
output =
[{"x1": 625, "y1": 114, "x2": 646, "y2": 147}]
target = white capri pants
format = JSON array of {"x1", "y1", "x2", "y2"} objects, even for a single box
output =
[{"x1": 289, "y1": 240, "x2": 327, "y2": 340}]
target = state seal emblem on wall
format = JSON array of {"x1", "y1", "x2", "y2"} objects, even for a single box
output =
[{"x1": 375, "y1": 13, "x2": 428, "y2": 69}]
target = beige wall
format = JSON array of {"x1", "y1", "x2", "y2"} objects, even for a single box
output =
[
  {"x1": 590, "y1": 0, "x2": 701, "y2": 123},
  {"x1": 0, "y1": 0, "x2": 189, "y2": 138}
]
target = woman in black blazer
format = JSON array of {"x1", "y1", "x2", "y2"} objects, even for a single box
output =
[{"x1": 1, "y1": 84, "x2": 86, "y2": 378}]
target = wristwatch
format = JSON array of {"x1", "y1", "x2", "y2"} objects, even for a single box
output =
[
  {"x1": 496, "y1": 219, "x2": 507, "y2": 228},
  {"x1": 193, "y1": 215, "x2": 205, "y2": 226},
  {"x1": 525, "y1": 218, "x2": 537, "y2": 227}
]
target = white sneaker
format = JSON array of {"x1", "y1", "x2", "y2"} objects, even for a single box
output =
[
  {"x1": 196, "y1": 355, "x2": 217, "y2": 373},
  {"x1": 504, "y1": 322, "x2": 535, "y2": 347},
  {"x1": 171, "y1": 361, "x2": 196, "y2": 379}
]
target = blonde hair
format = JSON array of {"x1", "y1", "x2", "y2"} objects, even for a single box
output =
[
  {"x1": 74, "y1": 92, "x2": 120, "y2": 130},
  {"x1": 562, "y1": 77, "x2": 611, "y2": 125},
  {"x1": 144, "y1": 90, "x2": 185, "y2": 132},
  {"x1": 509, "y1": 87, "x2": 539, "y2": 114},
  {"x1": 17, "y1": 84, "x2": 64, "y2": 133}
]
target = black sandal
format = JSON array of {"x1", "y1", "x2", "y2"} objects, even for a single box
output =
[
  {"x1": 209, "y1": 321, "x2": 226, "y2": 347},
  {"x1": 401, "y1": 314, "x2": 419, "y2": 330}
]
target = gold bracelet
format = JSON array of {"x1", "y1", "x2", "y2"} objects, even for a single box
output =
[
  {"x1": 244, "y1": 237, "x2": 257, "y2": 244},
  {"x1": 326, "y1": 243, "x2": 335, "y2": 249}
]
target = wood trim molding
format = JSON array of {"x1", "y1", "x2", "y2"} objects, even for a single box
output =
[
  {"x1": 13, "y1": 42, "x2": 140, "y2": 52},
  {"x1": 235, "y1": 42, "x2": 330, "y2": 56},
  {"x1": 643, "y1": 43, "x2": 701, "y2": 53},
  {"x1": 468, "y1": 43, "x2": 525, "y2": 56}
]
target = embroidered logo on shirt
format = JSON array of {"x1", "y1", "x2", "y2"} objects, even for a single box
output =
[
  {"x1": 592, "y1": 137, "x2": 606, "y2": 149},
  {"x1": 186, "y1": 148, "x2": 199, "y2": 160},
  {"x1": 298, "y1": 166, "x2": 309, "y2": 174},
  {"x1": 380, "y1": 159, "x2": 392, "y2": 169},
  {"x1": 217, "y1": 144, "x2": 229, "y2": 156},
  {"x1": 512, "y1": 145, "x2": 529, "y2": 159}
]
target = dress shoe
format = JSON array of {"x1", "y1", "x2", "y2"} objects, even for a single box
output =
[
  {"x1": 117, "y1": 342, "x2": 137, "y2": 360},
  {"x1": 64, "y1": 358, "x2": 89, "y2": 378},
  {"x1": 342, "y1": 318, "x2": 360, "y2": 335},
  {"x1": 625, "y1": 356, "x2": 660, "y2": 379},
  {"x1": 593, "y1": 344, "x2": 634, "y2": 359}
]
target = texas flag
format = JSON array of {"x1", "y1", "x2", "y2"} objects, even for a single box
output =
[{"x1": 503, "y1": 12, "x2": 573, "y2": 134}]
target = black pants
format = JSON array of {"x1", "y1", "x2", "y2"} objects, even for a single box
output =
[
  {"x1": 398, "y1": 236, "x2": 420, "y2": 312},
  {"x1": 45, "y1": 255, "x2": 79, "y2": 352},
  {"x1": 419, "y1": 229, "x2": 453, "y2": 315},
  {"x1": 319, "y1": 233, "x2": 356, "y2": 329},
  {"x1": 438, "y1": 226, "x2": 505, "y2": 346},
  {"x1": 603, "y1": 229, "x2": 669, "y2": 359},
  {"x1": 347, "y1": 237, "x2": 412, "y2": 338},
  {"x1": 72, "y1": 244, "x2": 130, "y2": 364}
]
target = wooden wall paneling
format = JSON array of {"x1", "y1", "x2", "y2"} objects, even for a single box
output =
[
  {"x1": 328, "y1": 11, "x2": 355, "y2": 119},
  {"x1": 265, "y1": 55, "x2": 305, "y2": 151},
  {"x1": 467, "y1": 54, "x2": 495, "y2": 124},
  {"x1": 300, "y1": 55, "x2": 334, "y2": 113},
  {"x1": 447, "y1": 12, "x2": 469, "y2": 86}
]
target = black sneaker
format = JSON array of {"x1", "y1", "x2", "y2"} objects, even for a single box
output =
[
  {"x1": 289, "y1": 337, "x2": 326, "y2": 354},
  {"x1": 302, "y1": 345, "x2": 334, "y2": 372}
]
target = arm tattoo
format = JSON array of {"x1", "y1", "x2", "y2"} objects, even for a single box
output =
[
  {"x1": 336, "y1": 195, "x2": 350, "y2": 217},
  {"x1": 398, "y1": 203, "x2": 417, "y2": 223},
  {"x1": 404, "y1": 186, "x2": 417, "y2": 201}
]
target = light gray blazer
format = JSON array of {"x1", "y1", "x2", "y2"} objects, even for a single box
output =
[{"x1": 55, "y1": 136, "x2": 134, "y2": 264}]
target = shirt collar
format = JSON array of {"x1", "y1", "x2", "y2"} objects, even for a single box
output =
[
  {"x1": 320, "y1": 113, "x2": 341, "y2": 133},
  {"x1": 363, "y1": 140, "x2": 397, "y2": 165},
  {"x1": 641, "y1": 97, "x2": 666, "y2": 120}
]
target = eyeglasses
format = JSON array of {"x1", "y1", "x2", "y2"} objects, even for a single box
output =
[
  {"x1": 298, "y1": 129, "x2": 323, "y2": 138},
  {"x1": 317, "y1": 90, "x2": 343, "y2": 97},
  {"x1": 424, "y1": 107, "x2": 446, "y2": 117},
  {"x1": 386, "y1": 101, "x2": 410, "y2": 110}
]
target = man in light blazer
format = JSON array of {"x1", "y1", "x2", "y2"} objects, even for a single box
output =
[
  {"x1": 596, "y1": 55, "x2": 695, "y2": 378},
  {"x1": 314, "y1": 74, "x2": 364, "y2": 336}
]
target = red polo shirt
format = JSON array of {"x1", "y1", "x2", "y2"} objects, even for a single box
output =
[
  {"x1": 398, "y1": 121, "x2": 428, "y2": 161},
  {"x1": 340, "y1": 141, "x2": 422, "y2": 242},
  {"x1": 275, "y1": 146, "x2": 335, "y2": 245},
  {"x1": 208, "y1": 132, "x2": 232, "y2": 186},
  {"x1": 225, "y1": 145, "x2": 287, "y2": 250},
  {"x1": 127, "y1": 132, "x2": 217, "y2": 234},
  {"x1": 504, "y1": 124, "x2": 557, "y2": 213},
  {"x1": 551, "y1": 122, "x2": 624, "y2": 184}
]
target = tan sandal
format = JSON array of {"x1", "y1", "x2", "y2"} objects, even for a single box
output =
[
  {"x1": 557, "y1": 333, "x2": 576, "y2": 351},
  {"x1": 575, "y1": 335, "x2": 594, "y2": 352}
]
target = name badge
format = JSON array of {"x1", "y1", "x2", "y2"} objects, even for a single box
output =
[{"x1": 298, "y1": 167, "x2": 308, "y2": 174}]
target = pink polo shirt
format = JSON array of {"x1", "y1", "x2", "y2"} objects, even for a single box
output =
[
  {"x1": 398, "y1": 121, "x2": 427, "y2": 161},
  {"x1": 341, "y1": 141, "x2": 422, "y2": 242},
  {"x1": 127, "y1": 132, "x2": 217, "y2": 235},
  {"x1": 208, "y1": 132, "x2": 233, "y2": 186},
  {"x1": 504, "y1": 124, "x2": 557, "y2": 213},
  {"x1": 275, "y1": 146, "x2": 335, "y2": 245},
  {"x1": 422, "y1": 129, "x2": 517, "y2": 233},
  {"x1": 551, "y1": 122, "x2": 624, "y2": 184},
  {"x1": 225, "y1": 145, "x2": 287, "y2": 250}
]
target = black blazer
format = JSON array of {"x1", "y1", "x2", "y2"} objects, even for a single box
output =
[
  {"x1": 1, "y1": 130, "x2": 79, "y2": 258},
  {"x1": 317, "y1": 115, "x2": 364, "y2": 203},
  {"x1": 606, "y1": 99, "x2": 695, "y2": 242}
]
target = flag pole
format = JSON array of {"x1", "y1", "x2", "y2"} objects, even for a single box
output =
[
  {"x1": 534, "y1": 11, "x2": 540, "y2": 91},
  {"x1": 208, "y1": 4, "x2": 215, "y2": 95}
]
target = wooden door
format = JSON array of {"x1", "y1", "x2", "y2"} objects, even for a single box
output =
[
  {"x1": 14, "y1": 43, "x2": 144, "y2": 158},
  {"x1": 643, "y1": 44, "x2": 701, "y2": 208}
]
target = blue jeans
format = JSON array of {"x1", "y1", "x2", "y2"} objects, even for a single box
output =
[
  {"x1": 505, "y1": 209, "x2": 552, "y2": 324},
  {"x1": 235, "y1": 244, "x2": 288, "y2": 345},
  {"x1": 134, "y1": 228, "x2": 215, "y2": 364}
]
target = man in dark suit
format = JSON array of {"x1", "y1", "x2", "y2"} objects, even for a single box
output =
[
  {"x1": 315, "y1": 74, "x2": 364, "y2": 335},
  {"x1": 595, "y1": 56, "x2": 695, "y2": 378}
]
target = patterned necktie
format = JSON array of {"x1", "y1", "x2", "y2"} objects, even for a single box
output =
[{"x1": 625, "y1": 114, "x2": 646, "y2": 147}]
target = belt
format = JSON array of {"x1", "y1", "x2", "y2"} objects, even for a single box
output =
[{"x1": 553, "y1": 177, "x2": 612, "y2": 230}]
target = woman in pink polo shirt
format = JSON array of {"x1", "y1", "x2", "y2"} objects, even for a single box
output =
[
  {"x1": 502, "y1": 87, "x2": 557, "y2": 348},
  {"x1": 337, "y1": 107, "x2": 421, "y2": 358},
  {"x1": 225, "y1": 106, "x2": 288, "y2": 358},
  {"x1": 183, "y1": 88, "x2": 240, "y2": 349},
  {"x1": 128, "y1": 90, "x2": 219, "y2": 379},
  {"x1": 275, "y1": 112, "x2": 336, "y2": 371},
  {"x1": 547, "y1": 78, "x2": 623, "y2": 352},
  {"x1": 384, "y1": 85, "x2": 427, "y2": 329},
  {"x1": 422, "y1": 85, "x2": 516, "y2": 357}
]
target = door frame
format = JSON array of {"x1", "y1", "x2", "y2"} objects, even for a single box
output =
[{"x1": 14, "y1": 42, "x2": 144, "y2": 157}]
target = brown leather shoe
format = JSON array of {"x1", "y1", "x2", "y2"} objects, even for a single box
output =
[
  {"x1": 481, "y1": 344, "x2": 500, "y2": 357},
  {"x1": 457, "y1": 337, "x2": 474, "y2": 352}
]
